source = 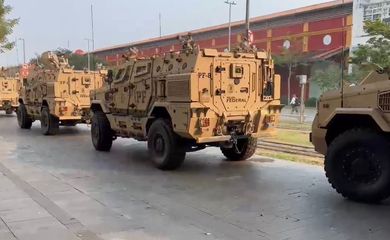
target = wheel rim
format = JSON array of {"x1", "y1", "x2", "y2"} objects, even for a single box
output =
[
  {"x1": 341, "y1": 147, "x2": 382, "y2": 185},
  {"x1": 153, "y1": 134, "x2": 165, "y2": 157}
]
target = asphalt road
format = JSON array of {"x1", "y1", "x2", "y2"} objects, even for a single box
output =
[{"x1": 0, "y1": 113, "x2": 389, "y2": 240}]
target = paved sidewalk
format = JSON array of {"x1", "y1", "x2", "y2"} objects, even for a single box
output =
[
  {"x1": 0, "y1": 160, "x2": 93, "y2": 240},
  {"x1": 280, "y1": 106, "x2": 316, "y2": 123},
  {"x1": 0, "y1": 166, "x2": 79, "y2": 240}
]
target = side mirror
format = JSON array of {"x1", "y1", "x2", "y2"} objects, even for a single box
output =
[{"x1": 106, "y1": 69, "x2": 114, "y2": 84}]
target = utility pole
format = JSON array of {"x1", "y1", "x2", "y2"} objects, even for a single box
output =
[
  {"x1": 225, "y1": 1, "x2": 236, "y2": 51},
  {"x1": 245, "y1": 0, "x2": 250, "y2": 40},
  {"x1": 159, "y1": 13, "x2": 162, "y2": 37},
  {"x1": 18, "y1": 38, "x2": 26, "y2": 64},
  {"x1": 84, "y1": 38, "x2": 92, "y2": 71}
]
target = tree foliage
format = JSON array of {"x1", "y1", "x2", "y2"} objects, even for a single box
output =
[
  {"x1": 310, "y1": 61, "x2": 369, "y2": 93},
  {"x1": 274, "y1": 46, "x2": 308, "y2": 102},
  {"x1": 30, "y1": 48, "x2": 106, "y2": 70},
  {"x1": 351, "y1": 20, "x2": 390, "y2": 73},
  {"x1": 0, "y1": 0, "x2": 19, "y2": 52}
]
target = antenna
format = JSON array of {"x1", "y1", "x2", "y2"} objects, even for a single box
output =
[
  {"x1": 91, "y1": 5, "x2": 95, "y2": 58},
  {"x1": 91, "y1": 4, "x2": 97, "y2": 100},
  {"x1": 245, "y1": 0, "x2": 250, "y2": 40},
  {"x1": 340, "y1": 0, "x2": 345, "y2": 108}
]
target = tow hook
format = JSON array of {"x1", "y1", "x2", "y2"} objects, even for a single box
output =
[{"x1": 230, "y1": 132, "x2": 241, "y2": 153}]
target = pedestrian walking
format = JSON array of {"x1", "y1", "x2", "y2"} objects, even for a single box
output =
[{"x1": 290, "y1": 94, "x2": 300, "y2": 114}]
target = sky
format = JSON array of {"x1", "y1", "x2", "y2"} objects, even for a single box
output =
[{"x1": 1, "y1": 0, "x2": 331, "y2": 66}]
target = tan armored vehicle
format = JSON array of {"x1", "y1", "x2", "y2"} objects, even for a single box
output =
[
  {"x1": 90, "y1": 41, "x2": 281, "y2": 170},
  {"x1": 312, "y1": 71, "x2": 390, "y2": 202},
  {"x1": 17, "y1": 51, "x2": 105, "y2": 135},
  {"x1": 0, "y1": 68, "x2": 20, "y2": 114}
]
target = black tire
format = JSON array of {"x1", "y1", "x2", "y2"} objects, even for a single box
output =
[
  {"x1": 5, "y1": 108, "x2": 13, "y2": 115},
  {"x1": 325, "y1": 128, "x2": 390, "y2": 203},
  {"x1": 40, "y1": 106, "x2": 59, "y2": 135},
  {"x1": 147, "y1": 119, "x2": 186, "y2": 170},
  {"x1": 91, "y1": 111, "x2": 113, "y2": 151},
  {"x1": 17, "y1": 104, "x2": 32, "y2": 129},
  {"x1": 221, "y1": 137, "x2": 257, "y2": 161}
]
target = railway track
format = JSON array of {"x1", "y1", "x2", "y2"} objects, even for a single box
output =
[{"x1": 257, "y1": 139, "x2": 324, "y2": 158}]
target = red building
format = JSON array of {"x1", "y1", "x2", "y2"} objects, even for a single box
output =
[{"x1": 92, "y1": 0, "x2": 353, "y2": 103}]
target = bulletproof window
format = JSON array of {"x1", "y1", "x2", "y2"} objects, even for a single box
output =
[
  {"x1": 135, "y1": 62, "x2": 151, "y2": 77},
  {"x1": 115, "y1": 68, "x2": 124, "y2": 81}
]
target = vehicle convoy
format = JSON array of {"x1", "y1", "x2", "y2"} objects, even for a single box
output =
[
  {"x1": 312, "y1": 71, "x2": 390, "y2": 203},
  {"x1": 90, "y1": 38, "x2": 282, "y2": 170},
  {"x1": 17, "y1": 51, "x2": 105, "y2": 135},
  {"x1": 0, "y1": 68, "x2": 20, "y2": 114}
]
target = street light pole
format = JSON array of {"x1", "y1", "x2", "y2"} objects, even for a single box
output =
[
  {"x1": 18, "y1": 38, "x2": 26, "y2": 64},
  {"x1": 224, "y1": 1, "x2": 236, "y2": 51},
  {"x1": 84, "y1": 38, "x2": 92, "y2": 71},
  {"x1": 159, "y1": 13, "x2": 162, "y2": 37}
]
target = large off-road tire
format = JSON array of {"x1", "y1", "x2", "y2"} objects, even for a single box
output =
[
  {"x1": 17, "y1": 104, "x2": 32, "y2": 129},
  {"x1": 91, "y1": 111, "x2": 113, "y2": 151},
  {"x1": 325, "y1": 128, "x2": 390, "y2": 203},
  {"x1": 147, "y1": 119, "x2": 186, "y2": 170},
  {"x1": 221, "y1": 137, "x2": 257, "y2": 161},
  {"x1": 40, "y1": 106, "x2": 59, "y2": 135}
]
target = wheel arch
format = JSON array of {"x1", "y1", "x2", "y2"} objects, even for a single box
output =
[
  {"x1": 325, "y1": 111, "x2": 389, "y2": 145},
  {"x1": 145, "y1": 106, "x2": 172, "y2": 135}
]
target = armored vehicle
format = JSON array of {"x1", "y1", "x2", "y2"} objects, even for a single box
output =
[
  {"x1": 17, "y1": 52, "x2": 105, "y2": 135},
  {"x1": 312, "y1": 71, "x2": 390, "y2": 202},
  {"x1": 0, "y1": 68, "x2": 20, "y2": 114},
  {"x1": 90, "y1": 40, "x2": 281, "y2": 170}
]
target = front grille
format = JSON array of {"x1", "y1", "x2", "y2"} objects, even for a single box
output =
[
  {"x1": 379, "y1": 91, "x2": 390, "y2": 112},
  {"x1": 167, "y1": 80, "x2": 189, "y2": 98}
]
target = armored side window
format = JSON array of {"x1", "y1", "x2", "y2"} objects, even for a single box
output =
[
  {"x1": 113, "y1": 64, "x2": 133, "y2": 83},
  {"x1": 115, "y1": 69, "x2": 124, "y2": 81},
  {"x1": 135, "y1": 62, "x2": 151, "y2": 77}
]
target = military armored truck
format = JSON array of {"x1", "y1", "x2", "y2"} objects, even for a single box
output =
[
  {"x1": 17, "y1": 52, "x2": 105, "y2": 135},
  {"x1": 0, "y1": 68, "x2": 20, "y2": 114},
  {"x1": 90, "y1": 41, "x2": 281, "y2": 170},
  {"x1": 312, "y1": 71, "x2": 390, "y2": 202}
]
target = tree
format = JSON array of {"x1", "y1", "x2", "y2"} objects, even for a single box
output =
[
  {"x1": 351, "y1": 20, "x2": 390, "y2": 74},
  {"x1": 30, "y1": 48, "x2": 106, "y2": 70},
  {"x1": 311, "y1": 61, "x2": 368, "y2": 93},
  {"x1": 274, "y1": 47, "x2": 307, "y2": 103},
  {"x1": 0, "y1": 0, "x2": 18, "y2": 52}
]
